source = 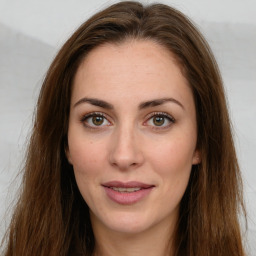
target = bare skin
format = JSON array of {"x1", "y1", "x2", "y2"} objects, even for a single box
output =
[{"x1": 67, "y1": 40, "x2": 200, "y2": 256}]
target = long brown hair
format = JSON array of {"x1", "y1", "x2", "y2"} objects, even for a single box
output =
[{"x1": 2, "y1": 1, "x2": 246, "y2": 255}]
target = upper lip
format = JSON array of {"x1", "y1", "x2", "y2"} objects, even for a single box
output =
[{"x1": 102, "y1": 181, "x2": 155, "y2": 189}]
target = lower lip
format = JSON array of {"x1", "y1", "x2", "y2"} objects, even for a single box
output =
[{"x1": 103, "y1": 186, "x2": 153, "y2": 205}]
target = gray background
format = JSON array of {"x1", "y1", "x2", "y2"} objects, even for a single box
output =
[{"x1": 0, "y1": 0, "x2": 255, "y2": 254}]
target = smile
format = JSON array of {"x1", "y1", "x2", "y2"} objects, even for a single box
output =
[
  {"x1": 111, "y1": 187, "x2": 141, "y2": 193},
  {"x1": 102, "y1": 181, "x2": 155, "y2": 205}
]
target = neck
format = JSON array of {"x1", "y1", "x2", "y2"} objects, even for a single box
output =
[{"x1": 92, "y1": 215, "x2": 177, "y2": 256}]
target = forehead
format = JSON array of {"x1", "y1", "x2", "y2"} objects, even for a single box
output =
[
  {"x1": 71, "y1": 40, "x2": 192, "y2": 108},
  {"x1": 76, "y1": 39, "x2": 182, "y2": 80}
]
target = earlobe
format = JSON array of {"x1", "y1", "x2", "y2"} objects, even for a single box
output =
[
  {"x1": 192, "y1": 150, "x2": 201, "y2": 165},
  {"x1": 65, "y1": 147, "x2": 73, "y2": 165}
]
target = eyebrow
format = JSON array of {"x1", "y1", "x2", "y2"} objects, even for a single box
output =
[
  {"x1": 73, "y1": 98, "x2": 114, "y2": 109},
  {"x1": 139, "y1": 98, "x2": 184, "y2": 110},
  {"x1": 73, "y1": 97, "x2": 184, "y2": 110}
]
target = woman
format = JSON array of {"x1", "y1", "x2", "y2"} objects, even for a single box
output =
[{"x1": 2, "y1": 1, "x2": 246, "y2": 255}]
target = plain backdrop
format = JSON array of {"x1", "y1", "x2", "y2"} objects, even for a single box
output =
[{"x1": 0, "y1": 0, "x2": 255, "y2": 254}]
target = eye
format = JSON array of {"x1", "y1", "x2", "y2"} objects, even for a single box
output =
[
  {"x1": 81, "y1": 112, "x2": 111, "y2": 128},
  {"x1": 144, "y1": 112, "x2": 175, "y2": 128}
]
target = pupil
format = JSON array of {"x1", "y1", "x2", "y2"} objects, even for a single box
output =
[
  {"x1": 153, "y1": 116, "x2": 164, "y2": 126},
  {"x1": 93, "y1": 116, "x2": 103, "y2": 125}
]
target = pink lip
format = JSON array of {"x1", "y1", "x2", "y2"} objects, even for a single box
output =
[{"x1": 102, "y1": 181, "x2": 155, "y2": 205}]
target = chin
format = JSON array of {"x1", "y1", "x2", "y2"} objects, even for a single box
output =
[
  {"x1": 102, "y1": 210, "x2": 163, "y2": 235},
  {"x1": 109, "y1": 220, "x2": 151, "y2": 235}
]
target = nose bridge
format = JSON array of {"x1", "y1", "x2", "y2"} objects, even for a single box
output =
[{"x1": 109, "y1": 120, "x2": 143, "y2": 169}]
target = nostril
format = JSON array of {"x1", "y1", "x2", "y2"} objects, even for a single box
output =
[
  {"x1": 108, "y1": 133, "x2": 145, "y2": 169},
  {"x1": 110, "y1": 160, "x2": 139, "y2": 170}
]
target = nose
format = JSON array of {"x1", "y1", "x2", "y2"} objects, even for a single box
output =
[{"x1": 108, "y1": 124, "x2": 144, "y2": 170}]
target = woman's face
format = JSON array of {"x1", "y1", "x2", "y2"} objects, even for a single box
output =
[{"x1": 67, "y1": 40, "x2": 200, "y2": 235}]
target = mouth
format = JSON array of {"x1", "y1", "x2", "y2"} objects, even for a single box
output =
[
  {"x1": 102, "y1": 181, "x2": 155, "y2": 205},
  {"x1": 110, "y1": 187, "x2": 142, "y2": 193}
]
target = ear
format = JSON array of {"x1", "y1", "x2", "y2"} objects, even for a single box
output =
[
  {"x1": 65, "y1": 146, "x2": 73, "y2": 165},
  {"x1": 192, "y1": 149, "x2": 201, "y2": 165}
]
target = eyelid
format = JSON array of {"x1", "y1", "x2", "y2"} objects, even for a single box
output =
[
  {"x1": 79, "y1": 111, "x2": 175, "y2": 130},
  {"x1": 143, "y1": 111, "x2": 175, "y2": 128},
  {"x1": 145, "y1": 111, "x2": 175, "y2": 121},
  {"x1": 80, "y1": 111, "x2": 112, "y2": 128}
]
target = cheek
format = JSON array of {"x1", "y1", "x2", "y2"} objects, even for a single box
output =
[
  {"x1": 148, "y1": 137, "x2": 194, "y2": 193},
  {"x1": 69, "y1": 140, "x2": 107, "y2": 204},
  {"x1": 68, "y1": 135, "x2": 104, "y2": 170},
  {"x1": 149, "y1": 136, "x2": 195, "y2": 171},
  {"x1": 68, "y1": 137, "x2": 106, "y2": 189}
]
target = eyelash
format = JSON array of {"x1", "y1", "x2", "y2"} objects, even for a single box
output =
[
  {"x1": 80, "y1": 112, "x2": 112, "y2": 129},
  {"x1": 144, "y1": 112, "x2": 175, "y2": 130},
  {"x1": 80, "y1": 111, "x2": 175, "y2": 130}
]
